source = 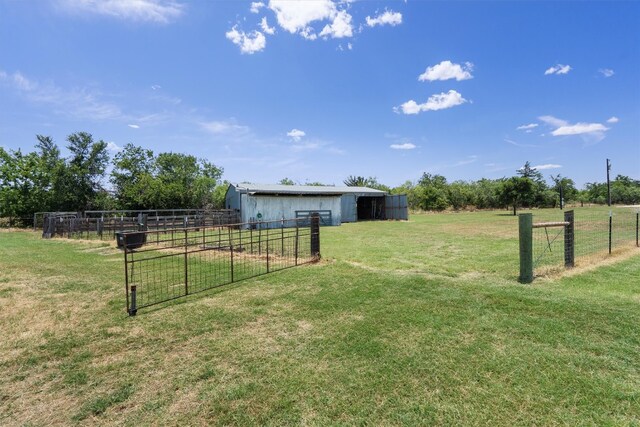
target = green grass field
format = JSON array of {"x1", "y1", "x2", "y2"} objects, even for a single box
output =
[{"x1": 1, "y1": 209, "x2": 639, "y2": 425}]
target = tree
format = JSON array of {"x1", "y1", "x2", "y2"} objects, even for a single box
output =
[
  {"x1": 447, "y1": 181, "x2": 473, "y2": 210},
  {"x1": 111, "y1": 143, "x2": 156, "y2": 209},
  {"x1": 211, "y1": 181, "x2": 230, "y2": 209},
  {"x1": 343, "y1": 175, "x2": 368, "y2": 187},
  {"x1": 499, "y1": 176, "x2": 534, "y2": 215},
  {"x1": 611, "y1": 175, "x2": 640, "y2": 204},
  {"x1": 0, "y1": 147, "x2": 21, "y2": 219},
  {"x1": 110, "y1": 148, "x2": 223, "y2": 210},
  {"x1": 343, "y1": 175, "x2": 390, "y2": 192},
  {"x1": 585, "y1": 182, "x2": 607, "y2": 204},
  {"x1": 470, "y1": 179, "x2": 502, "y2": 209},
  {"x1": 550, "y1": 174, "x2": 577, "y2": 208},
  {"x1": 0, "y1": 144, "x2": 60, "y2": 220},
  {"x1": 517, "y1": 161, "x2": 544, "y2": 183},
  {"x1": 58, "y1": 132, "x2": 109, "y2": 211},
  {"x1": 415, "y1": 173, "x2": 449, "y2": 211},
  {"x1": 278, "y1": 177, "x2": 295, "y2": 185}
]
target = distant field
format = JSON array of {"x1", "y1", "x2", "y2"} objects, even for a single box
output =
[{"x1": 1, "y1": 208, "x2": 639, "y2": 425}]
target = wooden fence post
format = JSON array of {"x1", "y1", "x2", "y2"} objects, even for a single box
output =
[
  {"x1": 519, "y1": 213, "x2": 533, "y2": 283},
  {"x1": 564, "y1": 210, "x2": 574, "y2": 268}
]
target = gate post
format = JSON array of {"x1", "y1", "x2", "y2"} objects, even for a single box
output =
[
  {"x1": 310, "y1": 213, "x2": 321, "y2": 261},
  {"x1": 184, "y1": 229, "x2": 189, "y2": 295},
  {"x1": 636, "y1": 212, "x2": 640, "y2": 247},
  {"x1": 518, "y1": 213, "x2": 533, "y2": 283},
  {"x1": 608, "y1": 211, "x2": 613, "y2": 255},
  {"x1": 564, "y1": 210, "x2": 574, "y2": 268}
]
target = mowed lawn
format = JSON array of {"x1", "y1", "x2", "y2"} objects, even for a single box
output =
[{"x1": 1, "y1": 210, "x2": 639, "y2": 425}]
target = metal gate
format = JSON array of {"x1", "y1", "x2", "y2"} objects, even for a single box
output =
[
  {"x1": 384, "y1": 195, "x2": 408, "y2": 220},
  {"x1": 123, "y1": 215, "x2": 321, "y2": 315}
]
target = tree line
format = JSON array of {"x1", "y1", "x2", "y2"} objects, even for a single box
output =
[
  {"x1": 387, "y1": 162, "x2": 640, "y2": 214},
  {"x1": 284, "y1": 162, "x2": 640, "y2": 215},
  {"x1": 1, "y1": 133, "x2": 639, "y2": 223},
  {"x1": 0, "y1": 132, "x2": 225, "y2": 221}
]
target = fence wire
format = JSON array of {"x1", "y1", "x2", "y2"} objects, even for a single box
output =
[
  {"x1": 123, "y1": 217, "x2": 319, "y2": 314},
  {"x1": 41, "y1": 211, "x2": 240, "y2": 240},
  {"x1": 533, "y1": 208, "x2": 639, "y2": 276}
]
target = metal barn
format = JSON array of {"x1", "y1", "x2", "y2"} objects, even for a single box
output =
[{"x1": 225, "y1": 183, "x2": 408, "y2": 226}]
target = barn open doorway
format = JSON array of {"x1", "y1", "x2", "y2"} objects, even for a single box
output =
[{"x1": 357, "y1": 196, "x2": 385, "y2": 220}]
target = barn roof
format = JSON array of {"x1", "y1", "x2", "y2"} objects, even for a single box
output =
[{"x1": 230, "y1": 183, "x2": 386, "y2": 196}]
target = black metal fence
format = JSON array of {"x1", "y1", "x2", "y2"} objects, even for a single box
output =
[
  {"x1": 0, "y1": 217, "x2": 35, "y2": 228},
  {"x1": 123, "y1": 215, "x2": 321, "y2": 315},
  {"x1": 33, "y1": 209, "x2": 209, "y2": 230},
  {"x1": 519, "y1": 208, "x2": 640, "y2": 282},
  {"x1": 42, "y1": 210, "x2": 240, "y2": 240}
]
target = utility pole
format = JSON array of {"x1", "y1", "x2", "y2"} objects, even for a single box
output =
[{"x1": 606, "y1": 158, "x2": 612, "y2": 206}]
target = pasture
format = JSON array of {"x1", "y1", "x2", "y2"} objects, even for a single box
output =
[{"x1": 0, "y1": 209, "x2": 639, "y2": 425}]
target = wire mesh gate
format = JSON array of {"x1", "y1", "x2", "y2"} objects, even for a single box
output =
[
  {"x1": 123, "y1": 215, "x2": 321, "y2": 315},
  {"x1": 519, "y1": 209, "x2": 639, "y2": 283}
]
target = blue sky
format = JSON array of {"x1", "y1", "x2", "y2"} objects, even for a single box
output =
[{"x1": 1, "y1": 0, "x2": 639, "y2": 188}]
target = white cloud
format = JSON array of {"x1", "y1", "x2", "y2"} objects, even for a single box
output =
[
  {"x1": 532, "y1": 164, "x2": 562, "y2": 170},
  {"x1": 504, "y1": 138, "x2": 539, "y2": 148},
  {"x1": 106, "y1": 141, "x2": 122, "y2": 152},
  {"x1": 290, "y1": 141, "x2": 319, "y2": 152},
  {"x1": 390, "y1": 143, "x2": 416, "y2": 150},
  {"x1": 607, "y1": 116, "x2": 619, "y2": 123},
  {"x1": 551, "y1": 123, "x2": 609, "y2": 136},
  {"x1": 319, "y1": 9, "x2": 353, "y2": 39},
  {"x1": 151, "y1": 84, "x2": 161, "y2": 90},
  {"x1": 395, "y1": 90, "x2": 468, "y2": 115},
  {"x1": 260, "y1": 16, "x2": 276, "y2": 35},
  {"x1": 599, "y1": 68, "x2": 614, "y2": 78},
  {"x1": 287, "y1": 128, "x2": 306, "y2": 142},
  {"x1": 57, "y1": 0, "x2": 185, "y2": 23},
  {"x1": 454, "y1": 155, "x2": 478, "y2": 167},
  {"x1": 539, "y1": 115, "x2": 609, "y2": 141},
  {"x1": 201, "y1": 120, "x2": 250, "y2": 135},
  {"x1": 229, "y1": 1, "x2": 401, "y2": 52},
  {"x1": 0, "y1": 70, "x2": 123, "y2": 120},
  {"x1": 544, "y1": 64, "x2": 571, "y2": 75},
  {"x1": 516, "y1": 123, "x2": 538, "y2": 131},
  {"x1": 538, "y1": 115, "x2": 568, "y2": 128},
  {"x1": 418, "y1": 61, "x2": 473, "y2": 82},
  {"x1": 268, "y1": 0, "x2": 337, "y2": 35},
  {"x1": 128, "y1": 124, "x2": 140, "y2": 129},
  {"x1": 366, "y1": 10, "x2": 402, "y2": 27},
  {"x1": 226, "y1": 26, "x2": 266, "y2": 54},
  {"x1": 250, "y1": 1, "x2": 265, "y2": 13},
  {"x1": 11, "y1": 72, "x2": 37, "y2": 91}
]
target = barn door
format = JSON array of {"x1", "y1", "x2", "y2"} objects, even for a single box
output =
[
  {"x1": 384, "y1": 195, "x2": 408, "y2": 220},
  {"x1": 341, "y1": 194, "x2": 357, "y2": 223}
]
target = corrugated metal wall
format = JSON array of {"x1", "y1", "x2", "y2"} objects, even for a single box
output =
[
  {"x1": 241, "y1": 194, "x2": 342, "y2": 226},
  {"x1": 225, "y1": 184, "x2": 408, "y2": 225},
  {"x1": 384, "y1": 195, "x2": 409, "y2": 220},
  {"x1": 340, "y1": 194, "x2": 357, "y2": 223}
]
